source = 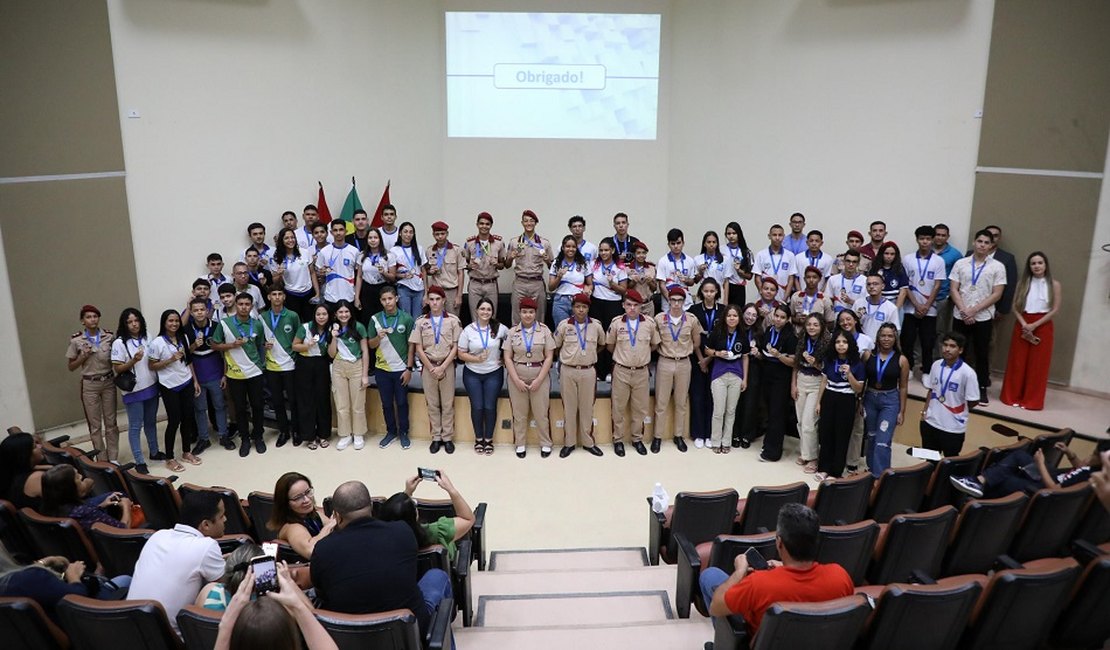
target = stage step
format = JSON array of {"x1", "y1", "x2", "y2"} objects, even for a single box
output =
[
  {"x1": 455, "y1": 618, "x2": 709, "y2": 649},
  {"x1": 489, "y1": 546, "x2": 649, "y2": 571}
]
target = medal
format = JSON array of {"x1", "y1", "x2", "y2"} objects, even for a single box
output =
[{"x1": 938, "y1": 396, "x2": 946, "y2": 403}]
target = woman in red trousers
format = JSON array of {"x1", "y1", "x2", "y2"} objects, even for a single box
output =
[{"x1": 1000, "y1": 251, "x2": 1061, "y2": 410}]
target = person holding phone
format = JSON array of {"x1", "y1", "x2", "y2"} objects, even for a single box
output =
[
  {"x1": 379, "y1": 470, "x2": 476, "y2": 562},
  {"x1": 269, "y1": 472, "x2": 335, "y2": 561},
  {"x1": 40, "y1": 464, "x2": 133, "y2": 531},
  {"x1": 215, "y1": 562, "x2": 338, "y2": 650}
]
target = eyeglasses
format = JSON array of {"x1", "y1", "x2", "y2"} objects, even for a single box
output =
[{"x1": 289, "y1": 488, "x2": 314, "y2": 503}]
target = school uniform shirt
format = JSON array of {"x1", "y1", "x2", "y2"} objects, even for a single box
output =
[
  {"x1": 577, "y1": 239, "x2": 599, "y2": 266},
  {"x1": 511, "y1": 234, "x2": 555, "y2": 277},
  {"x1": 706, "y1": 328, "x2": 751, "y2": 381},
  {"x1": 655, "y1": 253, "x2": 696, "y2": 309},
  {"x1": 359, "y1": 250, "x2": 393, "y2": 285},
  {"x1": 147, "y1": 336, "x2": 193, "y2": 390},
  {"x1": 554, "y1": 317, "x2": 605, "y2": 366},
  {"x1": 655, "y1": 310, "x2": 703, "y2": 358},
  {"x1": 851, "y1": 331, "x2": 875, "y2": 354},
  {"x1": 758, "y1": 326, "x2": 798, "y2": 371},
  {"x1": 270, "y1": 253, "x2": 314, "y2": 295},
  {"x1": 950, "y1": 256, "x2": 1007, "y2": 322},
  {"x1": 821, "y1": 357, "x2": 865, "y2": 394},
  {"x1": 457, "y1": 322, "x2": 508, "y2": 374},
  {"x1": 902, "y1": 252, "x2": 947, "y2": 317},
  {"x1": 295, "y1": 226, "x2": 332, "y2": 252},
  {"x1": 461, "y1": 236, "x2": 507, "y2": 279},
  {"x1": 792, "y1": 250, "x2": 834, "y2": 281},
  {"x1": 366, "y1": 310, "x2": 415, "y2": 372},
  {"x1": 924, "y1": 359, "x2": 980, "y2": 433},
  {"x1": 688, "y1": 303, "x2": 722, "y2": 352},
  {"x1": 261, "y1": 309, "x2": 301, "y2": 372},
  {"x1": 852, "y1": 298, "x2": 901, "y2": 339},
  {"x1": 183, "y1": 321, "x2": 223, "y2": 384},
  {"x1": 425, "y1": 243, "x2": 462, "y2": 290},
  {"x1": 590, "y1": 259, "x2": 628, "y2": 302},
  {"x1": 722, "y1": 245, "x2": 749, "y2": 285},
  {"x1": 390, "y1": 245, "x2": 426, "y2": 292},
  {"x1": 626, "y1": 262, "x2": 656, "y2": 309},
  {"x1": 110, "y1": 337, "x2": 157, "y2": 398},
  {"x1": 379, "y1": 226, "x2": 401, "y2": 251},
  {"x1": 228, "y1": 284, "x2": 264, "y2": 318},
  {"x1": 752, "y1": 247, "x2": 797, "y2": 300},
  {"x1": 606, "y1": 314, "x2": 660, "y2": 368},
  {"x1": 317, "y1": 243, "x2": 360, "y2": 303},
  {"x1": 409, "y1": 312, "x2": 463, "y2": 362},
  {"x1": 506, "y1": 322, "x2": 555, "y2": 363},
  {"x1": 202, "y1": 273, "x2": 230, "y2": 293},
  {"x1": 296, "y1": 324, "x2": 330, "y2": 358},
  {"x1": 695, "y1": 253, "x2": 730, "y2": 291},
  {"x1": 877, "y1": 266, "x2": 910, "y2": 304},
  {"x1": 332, "y1": 323, "x2": 368, "y2": 363},
  {"x1": 789, "y1": 291, "x2": 835, "y2": 325},
  {"x1": 211, "y1": 315, "x2": 266, "y2": 380},
  {"x1": 611, "y1": 235, "x2": 641, "y2": 264},
  {"x1": 66, "y1": 329, "x2": 114, "y2": 376},
  {"x1": 550, "y1": 259, "x2": 590, "y2": 296},
  {"x1": 826, "y1": 273, "x2": 867, "y2": 313}
]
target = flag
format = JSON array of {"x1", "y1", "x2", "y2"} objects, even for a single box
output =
[
  {"x1": 370, "y1": 180, "x2": 391, "y2": 229},
  {"x1": 338, "y1": 176, "x2": 362, "y2": 236},
  {"x1": 316, "y1": 182, "x2": 332, "y2": 225}
]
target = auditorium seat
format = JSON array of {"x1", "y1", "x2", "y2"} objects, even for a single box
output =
[
  {"x1": 40, "y1": 436, "x2": 96, "y2": 468},
  {"x1": 816, "y1": 520, "x2": 879, "y2": 586},
  {"x1": 89, "y1": 523, "x2": 153, "y2": 577},
  {"x1": 1048, "y1": 553, "x2": 1110, "y2": 649},
  {"x1": 979, "y1": 435, "x2": 1033, "y2": 473},
  {"x1": 124, "y1": 470, "x2": 180, "y2": 531},
  {"x1": 647, "y1": 488, "x2": 738, "y2": 566},
  {"x1": 808, "y1": 473, "x2": 873, "y2": 526},
  {"x1": 868, "y1": 506, "x2": 957, "y2": 585},
  {"x1": 744, "y1": 594, "x2": 872, "y2": 650},
  {"x1": 216, "y1": 534, "x2": 256, "y2": 555},
  {"x1": 961, "y1": 557, "x2": 1080, "y2": 650},
  {"x1": 734, "y1": 482, "x2": 809, "y2": 535},
  {"x1": 0, "y1": 596, "x2": 70, "y2": 650},
  {"x1": 1007, "y1": 483, "x2": 1091, "y2": 563},
  {"x1": 18, "y1": 508, "x2": 99, "y2": 566},
  {"x1": 942, "y1": 492, "x2": 1028, "y2": 577},
  {"x1": 56, "y1": 595, "x2": 183, "y2": 650},
  {"x1": 857, "y1": 576, "x2": 983, "y2": 650},
  {"x1": 412, "y1": 497, "x2": 488, "y2": 571},
  {"x1": 921, "y1": 448, "x2": 985, "y2": 511},
  {"x1": 416, "y1": 540, "x2": 473, "y2": 627},
  {"x1": 868, "y1": 462, "x2": 931, "y2": 524},
  {"x1": 1070, "y1": 492, "x2": 1109, "y2": 547},
  {"x1": 245, "y1": 491, "x2": 277, "y2": 542},
  {"x1": 315, "y1": 600, "x2": 453, "y2": 650},
  {"x1": 74, "y1": 455, "x2": 132, "y2": 499},
  {"x1": 675, "y1": 531, "x2": 778, "y2": 619},
  {"x1": 176, "y1": 484, "x2": 254, "y2": 538},
  {"x1": 0, "y1": 498, "x2": 36, "y2": 562},
  {"x1": 176, "y1": 605, "x2": 221, "y2": 650},
  {"x1": 1031, "y1": 428, "x2": 1073, "y2": 471}
]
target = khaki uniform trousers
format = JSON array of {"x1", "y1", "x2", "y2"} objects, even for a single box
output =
[
  {"x1": 511, "y1": 278, "x2": 547, "y2": 326},
  {"x1": 612, "y1": 363, "x2": 649, "y2": 444},
  {"x1": 331, "y1": 358, "x2": 367, "y2": 437},
  {"x1": 560, "y1": 365, "x2": 596, "y2": 447},
  {"x1": 468, "y1": 280, "x2": 499, "y2": 319},
  {"x1": 81, "y1": 375, "x2": 120, "y2": 461},
  {"x1": 653, "y1": 357, "x2": 692, "y2": 440},
  {"x1": 422, "y1": 362, "x2": 456, "y2": 441},
  {"x1": 847, "y1": 408, "x2": 865, "y2": 468},
  {"x1": 508, "y1": 364, "x2": 552, "y2": 448}
]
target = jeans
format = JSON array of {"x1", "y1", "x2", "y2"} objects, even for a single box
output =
[
  {"x1": 418, "y1": 568, "x2": 454, "y2": 649},
  {"x1": 699, "y1": 567, "x2": 730, "y2": 621},
  {"x1": 863, "y1": 388, "x2": 900, "y2": 477},
  {"x1": 551, "y1": 293, "x2": 573, "y2": 325},
  {"x1": 397, "y1": 285, "x2": 424, "y2": 321},
  {"x1": 375, "y1": 368, "x2": 410, "y2": 436},
  {"x1": 193, "y1": 378, "x2": 228, "y2": 441},
  {"x1": 463, "y1": 367, "x2": 503, "y2": 441},
  {"x1": 124, "y1": 396, "x2": 159, "y2": 465}
]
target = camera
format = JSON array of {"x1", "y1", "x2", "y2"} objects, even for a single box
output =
[{"x1": 250, "y1": 555, "x2": 279, "y2": 594}]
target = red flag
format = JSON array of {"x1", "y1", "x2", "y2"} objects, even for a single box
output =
[
  {"x1": 317, "y1": 181, "x2": 333, "y2": 225},
  {"x1": 370, "y1": 180, "x2": 391, "y2": 229}
]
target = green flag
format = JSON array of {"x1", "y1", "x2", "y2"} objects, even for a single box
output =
[{"x1": 339, "y1": 176, "x2": 362, "y2": 236}]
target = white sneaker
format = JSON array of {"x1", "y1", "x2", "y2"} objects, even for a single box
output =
[
  {"x1": 336, "y1": 435, "x2": 352, "y2": 451},
  {"x1": 694, "y1": 438, "x2": 705, "y2": 449},
  {"x1": 353, "y1": 436, "x2": 365, "y2": 450}
]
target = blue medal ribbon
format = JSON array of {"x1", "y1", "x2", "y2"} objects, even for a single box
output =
[
  {"x1": 573, "y1": 319, "x2": 588, "y2": 351},
  {"x1": 969, "y1": 258, "x2": 986, "y2": 286},
  {"x1": 522, "y1": 323, "x2": 537, "y2": 356},
  {"x1": 430, "y1": 314, "x2": 443, "y2": 346},
  {"x1": 935, "y1": 358, "x2": 962, "y2": 403},
  {"x1": 627, "y1": 316, "x2": 640, "y2": 348},
  {"x1": 667, "y1": 313, "x2": 685, "y2": 342},
  {"x1": 477, "y1": 324, "x2": 490, "y2": 350}
]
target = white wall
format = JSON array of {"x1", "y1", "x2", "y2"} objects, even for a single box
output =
[
  {"x1": 1071, "y1": 132, "x2": 1110, "y2": 395},
  {"x1": 0, "y1": 227, "x2": 35, "y2": 430}
]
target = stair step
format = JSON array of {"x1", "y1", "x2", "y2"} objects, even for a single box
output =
[
  {"x1": 455, "y1": 619, "x2": 709, "y2": 649},
  {"x1": 478, "y1": 589, "x2": 673, "y2": 628},
  {"x1": 489, "y1": 546, "x2": 649, "y2": 571},
  {"x1": 473, "y1": 565, "x2": 676, "y2": 598}
]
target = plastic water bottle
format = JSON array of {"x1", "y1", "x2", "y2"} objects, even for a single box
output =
[{"x1": 651, "y1": 482, "x2": 669, "y2": 513}]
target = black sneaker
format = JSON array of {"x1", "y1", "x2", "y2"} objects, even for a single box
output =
[
  {"x1": 239, "y1": 440, "x2": 251, "y2": 457},
  {"x1": 191, "y1": 439, "x2": 211, "y2": 456},
  {"x1": 255, "y1": 438, "x2": 267, "y2": 454},
  {"x1": 135, "y1": 463, "x2": 149, "y2": 475},
  {"x1": 220, "y1": 437, "x2": 237, "y2": 450},
  {"x1": 978, "y1": 391, "x2": 990, "y2": 406},
  {"x1": 149, "y1": 451, "x2": 166, "y2": 461}
]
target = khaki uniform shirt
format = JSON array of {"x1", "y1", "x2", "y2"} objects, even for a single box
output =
[
  {"x1": 789, "y1": 291, "x2": 836, "y2": 325},
  {"x1": 506, "y1": 322, "x2": 555, "y2": 363},
  {"x1": 461, "y1": 235, "x2": 506, "y2": 281},
  {"x1": 607, "y1": 315, "x2": 659, "y2": 367},
  {"x1": 424, "y1": 243, "x2": 463, "y2": 290},
  {"x1": 67, "y1": 329, "x2": 115, "y2": 375},
  {"x1": 654, "y1": 311, "x2": 703, "y2": 358},
  {"x1": 510, "y1": 234, "x2": 554, "y2": 278},
  {"x1": 553, "y1": 317, "x2": 604, "y2": 366},
  {"x1": 409, "y1": 313, "x2": 463, "y2": 363}
]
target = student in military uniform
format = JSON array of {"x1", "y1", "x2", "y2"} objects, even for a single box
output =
[
  {"x1": 606, "y1": 290, "x2": 660, "y2": 457},
  {"x1": 626, "y1": 241, "x2": 658, "y2": 317},
  {"x1": 552, "y1": 293, "x2": 605, "y2": 458},
  {"x1": 410, "y1": 286, "x2": 462, "y2": 454},
  {"x1": 66, "y1": 305, "x2": 119, "y2": 462},
  {"x1": 507, "y1": 209, "x2": 554, "y2": 326},
  {"x1": 424, "y1": 221, "x2": 465, "y2": 316},
  {"x1": 461, "y1": 212, "x2": 506, "y2": 320},
  {"x1": 504, "y1": 297, "x2": 555, "y2": 458},
  {"x1": 653, "y1": 286, "x2": 704, "y2": 453}
]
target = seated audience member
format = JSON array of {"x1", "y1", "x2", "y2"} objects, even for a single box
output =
[
  {"x1": 0, "y1": 430, "x2": 47, "y2": 511},
  {"x1": 951, "y1": 439, "x2": 1110, "y2": 499},
  {"x1": 1092, "y1": 450, "x2": 1110, "y2": 513},
  {"x1": 196, "y1": 541, "x2": 263, "y2": 611},
  {"x1": 379, "y1": 470, "x2": 475, "y2": 562},
  {"x1": 215, "y1": 562, "x2": 337, "y2": 650},
  {"x1": 700, "y1": 503, "x2": 853, "y2": 638},
  {"x1": 310, "y1": 481, "x2": 452, "y2": 637},
  {"x1": 0, "y1": 543, "x2": 130, "y2": 622},
  {"x1": 269, "y1": 471, "x2": 335, "y2": 560},
  {"x1": 40, "y1": 464, "x2": 132, "y2": 530},
  {"x1": 128, "y1": 491, "x2": 227, "y2": 630}
]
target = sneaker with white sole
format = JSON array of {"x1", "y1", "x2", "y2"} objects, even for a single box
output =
[
  {"x1": 949, "y1": 476, "x2": 984, "y2": 498},
  {"x1": 400, "y1": 433, "x2": 411, "y2": 450},
  {"x1": 353, "y1": 436, "x2": 365, "y2": 450},
  {"x1": 694, "y1": 438, "x2": 705, "y2": 449},
  {"x1": 336, "y1": 435, "x2": 353, "y2": 451},
  {"x1": 379, "y1": 433, "x2": 398, "y2": 448}
]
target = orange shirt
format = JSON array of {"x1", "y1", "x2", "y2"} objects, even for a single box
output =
[{"x1": 723, "y1": 563, "x2": 854, "y2": 635}]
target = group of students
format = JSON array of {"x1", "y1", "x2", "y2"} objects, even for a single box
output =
[{"x1": 65, "y1": 205, "x2": 1062, "y2": 476}]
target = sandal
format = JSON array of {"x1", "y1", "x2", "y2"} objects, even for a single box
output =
[
  {"x1": 475, "y1": 442, "x2": 484, "y2": 455},
  {"x1": 182, "y1": 453, "x2": 202, "y2": 466},
  {"x1": 713, "y1": 446, "x2": 722, "y2": 454},
  {"x1": 795, "y1": 457, "x2": 809, "y2": 466},
  {"x1": 484, "y1": 442, "x2": 494, "y2": 456},
  {"x1": 307, "y1": 441, "x2": 318, "y2": 451},
  {"x1": 803, "y1": 460, "x2": 818, "y2": 474},
  {"x1": 318, "y1": 438, "x2": 330, "y2": 448},
  {"x1": 722, "y1": 446, "x2": 731, "y2": 454},
  {"x1": 813, "y1": 472, "x2": 829, "y2": 482},
  {"x1": 166, "y1": 458, "x2": 186, "y2": 472}
]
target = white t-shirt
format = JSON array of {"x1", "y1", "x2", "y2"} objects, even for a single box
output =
[
  {"x1": 722, "y1": 245, "x2": 748, "y2": 285},
  {"x1": 656, "y1": 253, "x2": 696, "y2": 309},
  {"x1": 317, "y1": 243, "x2": 359, "y2": 302},
  {"x1": 270, "y1": 253, "x2": 314, "y2": 295},
  {"x1": 924, "y1": 359, "x2": 980, "y2": 433},
  {"x1": 379, "y1": 226, "x2": 401, "y2": 251},
  {"x1": 577, "y1": 240, "x2": 599, "y2": 266},
  {"x1": 950, "y1": 256, "x2": 1007, "y2": 322},
  {"x1": 549, "y1": 259, "x2": 590, "y2": 296},
  {"x1": 295, "y1": 226, "x2": 332, "y2": 251},
  {"x1": 147, "y1": 336, "x2": 193, "y2": 390},
  {"x1": 359, "y1": 250, "x2": 393, "y2": 285},
  {"x1": 792, "y1": 250, "x2": 834, "y2": 282},
  {"x1": 128, "y1": 524, "x2": 224, "y2": 632},
  {"x1": 902, "y1": 252, "x2": 947, "y2": 317},
  {"x1": 457, "y1": 322, "x2": 508, "y2": 374},
  {"x1": 110, "y1": 337, "x2": 157, "y2": 395},
  {"x1": 852, "y1": 331, "x2": 875, "y2": 354},
  {"x1": 229, "y1": 284, "x2": 264, "y2": 317},
  {"x1": 852, "y1": 297, "x2": 901, "y2": 339},
  {"x1": 695, "y1": 253, "x2": 730, "y2": 291},
  {"x1": 390, "y1": 245, "x2": 425, "y2": 292},
  {"x1": 591, "y1": 260, "x2": 629, "y2": 302},
  {"x1": 752, "y1": 247, "x2": 796, "y2": 301},
  {"x1": 827, "y1": 273, "x2": 867, "y2": 313}
]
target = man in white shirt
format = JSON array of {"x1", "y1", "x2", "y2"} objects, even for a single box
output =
[
  {"x1": 901, "y1": 225, "x2": 947, "y2": 381},
  {"x1": 128, "y1": 492, "x2": 227, "y2": 631},
  {"x1": 949, "y1": 228, "x2": 1006, "y2": 402},
  {"x1": 753, "y1": 224, "x2": 796, "y2": 300},
  {"x1": 656, "y1": 228, "x2": 697, "y2": 310},
  {"x1": 853, "y1": 273, "x2": 900, "y2": 340},
  {"x1": 295, "y1": 204, "x2": 332, "y2": 251},
  {"x1": 827, "y1": 250, "x2": 867, "y2": 314},
  {"x1": 568, "y1": 215, "x2": 598, "y2": 265},
  {"x1": 315, "y1": 219, "x2": 360, "y2": 308},
  {"x1": 792, "y1": 230, "x2": 834, "y2": 290},
  {"x1": 379, "y1": 204, "x2": 401, "y2": 250},
  {"x1": 919, "y1": 332, "x2": 980, "y2": 456}
]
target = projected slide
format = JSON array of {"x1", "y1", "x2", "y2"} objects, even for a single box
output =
[{"x1": 446, "y1": 12, "x2": 661, "y2": 140}]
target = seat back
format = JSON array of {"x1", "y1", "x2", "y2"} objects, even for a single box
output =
[
  {"x1": 942, "y1": 492, "x2": 1028, "y2": 577},
  {"x1": 0, "y1": 498, "x2": 36, "y2": 562},
  {"x1": 667, "y1": 489, "x2": 740, "y2": 560},
  {"x1": 708, "y1": 532, "x2": 779, "y2": 572},
  {"x1": 750, "y1": 594, "x2": 871, "y2": 650},
  {"x1": 40, "y1": 438, "x2": 83, "y2": 468},
  {"x1": 812, "y1": 474, "x2": 874, "y2": 526},
  {"x1": 1008, "y1": 483, "x2": 1091, "y2": 562},
  {"x1": 413, "y1": 498, "x2": 455, "y2": 525},
  {"x1": 74, "y1": 456, "x2": 131, "y2": 499},
  {"x1": 1052, "y1": 554, "x2": 1110, "y2": 649},
  {"x1": 1071, "y1": 493, "x2": 1110, "y2": 546},
  {"x1": 89, "y1": 523, "x2": 154, "y2": 577},
  {"x1": 17, "y1": 508, "x2": 98, "y2": 566},
  {"x1": 1031, "y1": 428, "x2": 1072, "y2": 470},
  {"x1": 314, "y1": 608, "x2": 422, "y2": 650},
  {"x1": 979, "y1": 438, "x2": 1034, "y2": 472},
  {"x1": 736, "y1": 483, "x2": 809, "y2": 535},
  {"x1": 862, "y1": 578, "x2": 982, "y2": 650},
  {"x1": 0, "y1": 597, "x2": 69, "y2": 650},
  {"x1": 868, "y1": 462, "x2": 931, "y2": 523},
  {"x1": 869, "y1": 506, "x2": 957, "y2": 585},
  {"x1": 964, "y1": 558, "x2": 1080, "y2": 650},
  {"x1": 176, "y1": 605, "x2": 222, "y2": 650},
  {"x1": 56, "y1": 595, "x2": 183, "y2": 650},
  {"x1": 124, "y1": 471, "x2": 181, "y2": 531},
  {"x1": 177, "y1": 484, "x2": 253, "y2": 538},
  {"x1": 922, "y1": 449, "x2": 986, "y2": 510},
  {"x1": 246, "y1": 492, "x2": 277, "y2": 542},
  {"x1": 816, "y1": 520, "x2": 879, "y2": 586},
  {"x1": 417, "y1": 544, "x2": 450, "y2": 577}
]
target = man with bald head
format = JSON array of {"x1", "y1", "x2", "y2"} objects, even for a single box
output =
[{"x1": 310, "y1": 481, "x2": 452, "y2": 637}]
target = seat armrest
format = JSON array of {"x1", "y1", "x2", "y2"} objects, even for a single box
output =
[
  {"x1": 454, "y1": 539, "x2": 473, "y2": 627},
  {"x1": 910, "y1": 570, "x2": 937, "y2": 585},
  {"x1": 48, "y1": 435, "x2": 71, "y2": 445},
  {"x1": 995, "y1": 554, "x2": 1023, "y2": 571},
  {"x1": 674, "y1": 533, "x2": 700, "y2": 619},
  {"x1": 1072, "y1": 539, "x2": 1102, "y2": 566},
  {"x1": 472, "y1": 502, "x2": 487, "y2": 570},
  {"x1": 118, "y1": 462, "x2": 135, "y2": 471},
  {"x1": 712, "y1": 612, "x2": 750, "y2": 650},
  {"x1": 648, "y1": 497, "x2": 666, "y2": 566},
  {"x1": 426, "y1": 596, "x2": 454, "y2": 650}
]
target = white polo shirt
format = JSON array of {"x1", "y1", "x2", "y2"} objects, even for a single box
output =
[
  {"x1": 902, "y1": 252, "x2": 947, "y2": 317},
  {"x1": 924, "y1": 359, "x2": 980, "y2": 433},
  {"x1": 852, "y1": 297, "x2": 901, "y2": 339},
  {"x1": 951, "y1": 255, "x2": 1006, "y2": 322},
  {"x1": 127, "y1": 524, "x2": 224, "y2": 631},
  {"x1": 752, "y1": 247, "x2": 796, "y2": 301}
]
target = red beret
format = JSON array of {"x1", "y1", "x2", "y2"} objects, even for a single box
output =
[
  {"x1": 632, "y1": 241, "x2": 649, "y2": 253},
  {"x1": 521, "y1": 209, "x2": 538, "y2": 222},
  {"x1": 477, "y1": 211, "x2": 493, "y2": 224},
  {"x1": 519, "y1": 297, "x2": 538, "y2": 310},
  {"x1": 667, "y1": 286, "x2": 686, "y2": 298},
  {"x1": 847, "y1": 230, "x2": 864, "y2": 241},
  {"x1": 426, "y1": 285, "x2": 446, "y2": 298},
  {"x1": 80, "y1": 304, "x2": 101, "y2": 318},
  {"x1": 572, "y1": 293, "x2": 591, "y2": 306},
  {"x1": 431, "y1": 221, "x2": 449, "y2": 232},
  {"x1": 625, "y1": 289, "x2": 646, "y2": 304}
]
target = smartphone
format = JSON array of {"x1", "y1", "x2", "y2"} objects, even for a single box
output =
[
  {"x1": 418, "y1": 467, "x2": 440, "y2": 481},
  {"x1": 745, "y1": 547, "x2": 769, "y2": 571},
  {"x1": 250, "y1": 555, "x2": 279, "y2": 594},
  {"x1": 322, "y1": 496, "x2": 333, "y2": 519}
]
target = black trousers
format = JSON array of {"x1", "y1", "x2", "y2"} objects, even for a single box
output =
[
  {"x1": 900, "y1": 314, "x2": 937, "y2": 374},
  {"x1": 817, "y1": 390, "x2": 857, "y2": 477},
  {"x1": 689, "y1": 359, "x2": 712, "y2": 440},
  {"x1": 737, "y1": 358, "x2": 764, "y2": 441},
  {"x1": 920, "y1": 420, "x2": 965, "y2": 457},
  {"x1": 727, "y1": 282, "x2": 747, "y2": 308},
  {"x1": 358, "y1": 283, "x2": 385, "y2": 328},
  {"x1": 295, "y1": 355, "x2": 332, "y2": 441},
  {"x1": 952, "y1": 318, "x2": 993, "y2": 389},
  {"x1": 285, "y1": 291, "x2": 314, "y2": 326},
  {"x1": 159, "y1": 384, "x2": 197, "y2": 458},
  {"x1": 590, "y1": 298, "x2": 624, "y2": 379},
  {"x1": 760, "y1": 364, "x2": 792, "y2": 460},
  {"x1": 227, "y1": 375, "x2": 265, "y2": 441},
  {"x1": 266, "y1": 370, "x2": 298, "y2": 436}
]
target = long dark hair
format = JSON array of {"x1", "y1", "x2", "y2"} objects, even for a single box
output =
[
  {"x1": 554, "y1": 235, "x2": 586, "y2": 270},
  {"x1": 308, "y1": 304, "x2": 333, "y2": 337},
  {"x1": 334, "y1": 300, "x2": 362, "y2": 342},
  {"x1": 700, "y1": 231, "x2": 724, "y2": 263},
  {"x1": 0, "y1": 433, "x2": 36, "y2": 501},
  {"x1": 273, "y1": 227, "x2": 301, "y2": 264},
  {"x1": 268, "y1": 471, "x2": 315, "y2": 532},
  {"x1": 473, "y1": 297, "x2": 501, "y2": 337},
  {"x1": 396, "y1": 222, "x2": 423, "y2": 266},
  {"x1": 826, "y1": 328, "x2": 861, "y2": 364},
  {"x1": 359, "y1": 228, "x2": 389, "y2": 263},
  {"x1": 157, "y1": 309, "x2": 189, "y2": 359},
  {"x1": 40, "y1": 464, "x2": 82, "y2": 518},
  {"x1": 379, "y1": 493, "x2": 432, "y2": 548},
  {"x1": 877, "y1": 242, "x2": 905, "y2": 277},
  {"x1": 711, "y1": 304, "x2": 743, "y2": 340},
  {"x1": 116, "y1": 307, "x2": 147, "y2": 341},
  {"x1": 740, "y1": 302, "x2": 764, "y2": 339},
  {"x1": 795, "y1": 313, "x2": 830, "y2": 359},
  {"x1": 724, "y1": 221, "x2": 753, "y2": 272}
]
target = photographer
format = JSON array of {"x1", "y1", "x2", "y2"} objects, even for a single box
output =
[
  {"x1": 380, "y1": 470, "x2": 475, "y2": 562},
  {"x1": 216, "y1": 562, "x2": 336, "y2": 650}
]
